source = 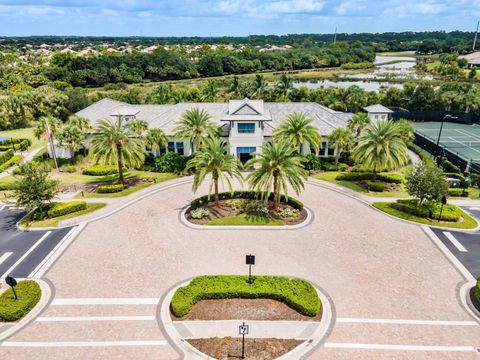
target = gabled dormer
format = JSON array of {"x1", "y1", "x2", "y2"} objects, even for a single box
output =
[{"x1": 222, "y1": 98, "x2": 271, "y2": 137}]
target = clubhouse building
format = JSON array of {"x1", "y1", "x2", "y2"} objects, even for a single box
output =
[{"x1": 76, "y1": 98, "x2": 355, "y2": 162}]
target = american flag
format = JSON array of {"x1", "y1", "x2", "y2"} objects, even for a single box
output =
[{"x1": 45, "y1": 121, "x2": 52, "y2": 140}]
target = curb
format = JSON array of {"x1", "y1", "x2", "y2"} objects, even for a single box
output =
[{"x1": 158, "y1": 277, "x2": 334, "y2": 360}]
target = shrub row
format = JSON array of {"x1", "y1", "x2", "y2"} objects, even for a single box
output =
[
  {"x1": 171, "y1": 275, "x2": 320, "y2": 318},
  {"x1": 153, "y1": 152, "x2": 190, "y2": 173},
  {"x1": 0, "y1": 181, "x2": 15, "y2": 191},
  {"x1": 475, "y1": 278, "x2": 480, "y2": 306},
  {"x1": 366, "y1": 181, "x2": 385, "y2": 192},
  {"x1": 190, "y1": 191, "x2": 304, "y2": 211},
  {"x1": 0, "y1": 149, "x2": 14, "y2": 165},
  {"x1": 0, "y1": 138, "x2": 31, "y2": 151},
  {"x1": 82, "y1": 165, "x2": 119, "y2": 176},
  {"x1": 0, "y1": 280, "x2": 41, "y2": 321},
  {"x1": 392, "y1": 199, "x2": 460, "y2": 222},
  {"x1": 448, "y1": 188, "x2": 469, "y2": 197},
  {"x1": 0, "y1": 155, "x2": 22, "y2": 172},
  {"x1": 444, "y1": 173, "x2": 466, "y2": 182},
  {"x1": 97, "y1": 184, "x2": 124, "y2": 193},
  {"x1": 47, "y1": 201, "x2": 87, "y2": 218},
  {"x1": 335, "y1": 172, "x2": 403, "y2": 184}
]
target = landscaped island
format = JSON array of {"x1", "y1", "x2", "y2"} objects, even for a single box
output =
[
  {"x1": 0, "y1": 280, "x2": 41, "y2": 322},
  {"x1": 185, "y1": 191, "x2": 307, "y2": 226}
]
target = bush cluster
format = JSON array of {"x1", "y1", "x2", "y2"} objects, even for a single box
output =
[
  {"x1": 448, "y1": 188, "x2": 469, "y2": 197},
  {"x1": 47, "y1": 201, "x2": 87, "y2": 218},
  {"x1": 97, "y1": 184, "x2": 124, "y2": 193},
  {"x1": 190, "y1": 191, "x2": 304, "y2": 211},
  {"x1": 475, "y1": 278, "x2": 480, "y2": 305},
  {"x1": 154, "y1": 152, "x2": 190, "y2": 173},
  {"x1": 303, "y1": 155, "x2": 345, "y2": 172},
  {"x1": 335, "y1": 172, "x2": 403, "y2": 184},
  {"x1": 0, "y1": 155, "x2": 23, "y2": 172},
  {"x1": 191, "y1": 208, "x2": 210, "y2": 219},
  {"x1": 0, "y1": 280, "x2": 41, "y2": 321},
  {"x1": 0, "y1": 181, "x2": 15, "y2": 191},
  {"x1": 392, "y1": 199, "x2": 460, "y2": 222},
  {"x1": 366, "y1": 181, "x2": 385, "y2": 192},
  {"x1": 171, "y1": 275, "x2": 321, "y2": 318},
  {"x1": 0, "y1": 138, "x2": 31, "y2": 152},
  {"x1": 0, "y1": 149, "x2": 14, "y2": 165},
  {"x1": 59, "y1": 164, "x2": 77, "y2": 173},
  {"x1": 82, "y1": 165, "x2": 119, "y2": 176}
]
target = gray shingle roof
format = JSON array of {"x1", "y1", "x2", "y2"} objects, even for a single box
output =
[
  {"x1": 363, "y1": 104, "x2": 393, "y2": 113},
  {"x1": 76, "y1": 99, "x2": 349, "y2": 136}
]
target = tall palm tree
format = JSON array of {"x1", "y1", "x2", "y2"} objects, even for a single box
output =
[
  {"x1": 202, "y1": 79, "x2": 219, "y2": 102},
  {"x1": 246, "y1": 140, "x2": 307, "y2": 210},
  {"x1": 174, "y1": 108, "x2": 217, "y2": 153},
  {"x1": 396, "y1": 119, "x2": 415, "y2": 145},
  {"x1": 347, "y1": 112, "x2": 371, "y2": 138},
  {"x1": 276, "y1": 74, "x2": 293, "y2": 100},
  {"x1": 252, "y1": 74, "x2": 267, "y2": 98},
  {"x1": 186, "y1": 137, "x2": 243, "y2": 204},
  {"x1": 274, "y1": 112, "x2": 321, "y2": 154},
  {"x1": 126, "y1": 119, "x2": 149, "y2": 136},
  {"x1": 228, "y1": 76, "x2": 241, "y2": 97},
  {"x1": 90, "y1": 117, "x2": 145, "y2": 184},
  {"x1": 145, "y1": 128, "x2": 168, "y2": 154},
  {"x1": 353, "y1": 119, "x2": 408, "y2": 180},
  {"x1": 328, "y1": 128, "x2": 353, "y2": 165}
]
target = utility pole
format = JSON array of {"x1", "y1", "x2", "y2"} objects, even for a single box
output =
[
  {"x1": 333, "y1": 27, "x2": 337, "y2": 44},
  {"x1": 473, "y1": 21, "x2": 479, "y2": 51}
]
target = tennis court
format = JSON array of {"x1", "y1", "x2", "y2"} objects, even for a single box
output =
[{"x1": 414, "y1": 122, "x2": 480, "y2": 162}]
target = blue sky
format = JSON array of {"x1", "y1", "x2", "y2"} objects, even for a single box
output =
[{"x1": 0, "y1": 0, "x2": 478, "y2": 36}]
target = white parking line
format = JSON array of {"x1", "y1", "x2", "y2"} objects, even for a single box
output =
[
  {"x1": 443, "y1": 232, "x2": 468, "y2": 252},
  {"x1": 0, "y1": 340, "x2": 167, "y2": 347},
  {"x1": 324, "y1": 342, "x2": 476, "y2": 352},
  {"x1": 336, "y1": 318, "x2": 478, "y2": 326},
  {"x1": 0, "y1": 252, "x2": 12, "y2": 267},
  {"x1": 36, "y1": 315, "x2": 156, "y2": 322},
  {"x1": 51, "y1": 298, "x2": 160, "y2": 305},
  {"x1": 468, "y1": 207, "x2": 480, "y2": 211},
  {"x1": 1, "y1": 231, "x2": 51, "y2": 278}
]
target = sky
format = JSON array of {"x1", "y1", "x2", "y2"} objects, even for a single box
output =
[{"x1": 0, "y1": 0, "x2": 479, "y2": 36}]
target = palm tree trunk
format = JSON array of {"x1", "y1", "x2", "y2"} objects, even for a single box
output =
[
  {"x1": 214, "y1": 177, "x2": 219, "y2": 205},
  {"x1": 117, "y1": 144, "x2": 125, "y2": 184},
  {"x1": 335, "y1": 145, "x2": 340, "y2": 165},
  {"x1": 272, "y1": 175, "x2": 279, "y2": 210},
  {"x1": 372, "y1": 165, "x2": 377, "y2": 181}
]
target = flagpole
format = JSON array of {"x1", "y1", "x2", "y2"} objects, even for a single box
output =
[{"x1": 45, "y1": 118, "x2": 58, "y2": 169}]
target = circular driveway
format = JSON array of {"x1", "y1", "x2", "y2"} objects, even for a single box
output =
[{"x1": 1, "y1": 177, "x2": 479, "y2": 360}]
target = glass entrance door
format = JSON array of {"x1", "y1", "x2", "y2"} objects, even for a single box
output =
[{"x1": 236, "y1": 147, "x2": 256, "y2": 163}]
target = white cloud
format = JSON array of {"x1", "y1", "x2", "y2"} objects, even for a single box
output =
[
  {"x1": 266, "y1": 0, "x2": 324, "y2": 14},
  {"x1": 335, "y1": 1, "x2": 366, "y2": 16}
]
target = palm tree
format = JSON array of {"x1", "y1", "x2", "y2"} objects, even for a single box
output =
[
  {"x1": 145, "y1": 128, "x2": 168, "y2": 154},
  {"x1": 246, "y1": 140, "x2": 307, "y2": 210},
  {"x1": 276, "y1": 75, "x2": 293, "y2": 100},
  {"x1": 57, "y1": 124, "x2": 84, "y2": 163},
  {"x1": 90, "y1": 117, "x2": 145, "y2": 184},
  {"x1": 228, "y1": 76, "x2": 241, "y2": 97},
  {"x1": 174, "y1": 108, "x2": 217, "y2": 153},
  {"x1": 328, "y1": 128, "x2": 353, "y2": 165},
  {"x1": 347, "y1": 112, "x2": 371, "y2": 138},
  {"x1": 202, "y1": 79, "x2": 219, "y2": 102},
  {"x1": 274, "y1": 112, "x2": 321, "y2": 154},
  {"x1": 33, "y1": 116, "x2": 62, "y2": 140},
  {"x1": 353, "y1": 119, "x2": 408, "y2": 180},
  {"x1": 186, "y1": 137, "x2": 243, "y2": 204},
  {"x1": 126, "y1": 119, "x2": 149, "y2": 136},
  {"x1": 67, "y1": 115, "x2": 92, "y2": 155},
  {"x1": 396, "y1": 119, "x2": 415, "y2": 145},
  {"x1": 252, "y1": 74, "x2": 267, "y2": 98}
]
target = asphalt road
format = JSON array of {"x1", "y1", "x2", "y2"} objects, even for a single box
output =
[
  {"x1": 0, "y1": 206, "x2": 73, "y2": 278},
  {"x1": 430, "y1": 206, "x2": 480, "y2": 279}
]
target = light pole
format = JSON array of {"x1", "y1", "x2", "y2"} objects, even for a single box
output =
[{"x1": 434, "y1": 114, "x2": 457, "y2": 162}]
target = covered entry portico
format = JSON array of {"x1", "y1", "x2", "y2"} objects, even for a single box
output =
[{"x1": 236, "y1": 146, "x2": 256, "y2": 163}]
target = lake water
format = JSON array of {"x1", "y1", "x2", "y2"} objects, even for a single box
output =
[{"x1": 293, "y1": 79, "x2": 403, "y2": 92}]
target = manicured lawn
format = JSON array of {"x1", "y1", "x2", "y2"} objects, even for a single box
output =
[
  {"x1": 0, "y1": 280, "x2": 41, "y2": 322},
  {"x1": 377, "y1": 51, "x2": 417, "y2": 57},
  {"x1": 77, "y1": 183, "x2": 155, "y2": 198},
  {"x1": 171, "y1": 275, "x2": 320, "y2": 318},
  {"x1": 20, "y1": 203, "x2": 106, "y2": 228},
  {"x1": 54, "y1": 170, "x2": 176, "y2": 185},
  {"x1": 207, "y1": 214, "x2": 285, "y2": 226},
  {"x1": 373, "y1": 202, "x2": 478, "y2": 229},
  {"x1": 0, "y1": 128, "x2": 46, "y2": 150}
]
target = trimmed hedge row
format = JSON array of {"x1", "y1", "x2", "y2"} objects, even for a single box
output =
[
  {"x1": 0, "y1": 149, "x2": 14, "y2": 165},
  {"x1": 47, "y1": 201, "x2": 87, "y2": 218},
  {"x1": 190, "y1": 191, "x2": 304, "y2": 211},
  {"x1": 0, "y1": 280, "x2": 41, "y2": 322},
  {"x1": 0, "y1": 155, "x2": 22, "y2": 172},
  {"x1": 448, "y1": 188, "x2": 469, "y2": 197},
  {"x1": 335, "y1": 172, "x2": 403, "y2": 184},
  {"x1": 0, "y1": 138, "x2": 31, "y2": 152},
  {"x1": 475, "y1": 278, "x2": 480, "y2": 305},
  {"x1": 97, "y1": 184, "x2": 124, "y2": 193},
  {"x1": 171, "y1": 275, "x2": 320, "y2": 318},
  {"x1": 392, "y1": 199, "x2": 460, "y2": 222},
  {"x1": 366, "y1": 181, "x2": 385, "y2": 192},
  {"x1": 0, "y1": 181, "x2": 15, "y2": 191},
  {"x1": 82, "y1": 165, "x2": 119, "y2": 176}
]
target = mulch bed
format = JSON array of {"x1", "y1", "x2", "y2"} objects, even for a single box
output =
[
  {"x1": 186, "y1": 199, "x2": 307, "y2": 226},
  {"x1": 81, "y1": 177, "x2": 153, "y2": 194},
  {"x1": 171, "y1": 298, "x2": 322, "y2": 322},
  {"x1": 355, "y1": 180, "x2": 402, "y2": 193},
  {"x1": 187, "y1": 337, "x2": 303, "y2": 360}
]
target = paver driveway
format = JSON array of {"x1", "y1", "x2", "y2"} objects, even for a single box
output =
[{"x1": 0, "y1": 177, "x2": 479, "y2": 359}]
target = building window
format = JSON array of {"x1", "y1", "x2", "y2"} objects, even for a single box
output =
[
  {"x1": 327, "y1": 144, "x2": 335, "y2": 156},
  {"x1": 176, "y1": 142, "x2": 184, "y2": 156},
  {"x1": 236, "y1": 147, "x2": 256, "y2": 154},
  {"x1": 168, "y1": 142, "x2": 175, "y2": 153},
  {"x1": 320, "y1": 141, "x2": 327, "y2": 156},
  {"x1": 238, "y1": 123, "x2": 255, "y2": 133},
  {"x1": 159, "y1": 145, "x2": 166, "y2": 155}
]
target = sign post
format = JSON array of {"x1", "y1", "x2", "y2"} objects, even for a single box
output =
[
  {"x1": 438, "y1": 195, "x2": 447, "y2": 222},
  {"x1": 245, "y1": 254, "x2": 255, "y2": 284},
  {"x1": 5, "y1": 276, "x2": 18, "y2": 300},
  {"x1": 239, "y1": 322, "x2": 249, "y2": 359}
]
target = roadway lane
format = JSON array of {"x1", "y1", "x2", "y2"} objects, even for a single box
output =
[{"x1": 0, "y1": 206, "x2": 74, "y2": 278}]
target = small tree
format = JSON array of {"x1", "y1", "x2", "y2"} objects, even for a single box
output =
[
  {"x1": 14, "y1": 162, "x2": 59, "y2": 213},
  {"x1": 405, "y1": 161, "x2": 449, "y2": 215},
  {"x1": 57, "y1": 124, "x2": 84, "y2": 163}
]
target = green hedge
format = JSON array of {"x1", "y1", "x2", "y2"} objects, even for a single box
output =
[
  {"x1": 475, "y1": 278, "x2": 480, "y2": 305},
  {"x1": 190, "y1": 191, "x2": 304, "y2": 211},
  {"x1": 154, "y1": 152, "x2": 190, "y2": 173},
  {"x1": 448, "y1": 188, "x2": 469, "y2": 197},
  {"x1": 392, "y1": 199, "x2": 460, "y2": 222},
  {"x1": 82, "y1": 165, "x2": 119, "y2": 176},
  {"x1": 171, "y1": 275, "x2": 320, "y2": 318},
  {"x1": 366, "y1": 181, "x2": 385, "y2": 192},
  {"x1": 0, "y1": 138, "x2": 31, "y2": 152},
  {"x1": 335, "y1": 172, "x2": 403, "y2": 184},
  {"x1": 0, "y1": 181, "x2": 15, "y2": 191},
  {"x1": 0, "y1": 155, "x2": 22, "y2": 172},
  {"x1": 47, "y1": 201, "x2": 87, "y2": 218},
  {"x1": 0, "y1": 149, "x2": 14, "y2": 165},
  {"x1": 445, "y1": 173, "x2": 466, "y2": 182},
  {"x1": 0, "y1": 280, "x2": 41, "y2": 322},
  {"x1": 97, "y1": 184, "x2": 124, "y2": 193}
]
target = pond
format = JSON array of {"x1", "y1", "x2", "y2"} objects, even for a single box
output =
[{"x1": 293, "y1": 79, "x2": 403, "y2": 92}]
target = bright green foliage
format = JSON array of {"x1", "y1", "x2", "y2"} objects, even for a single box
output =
[
  {"x1": 392, "y1": 199, "x2": 461, "y2": 221},
  {"x1": 174, "y1": 107, "x2": 217, "y2": 152},
  {"x1": 190, "y1": 208, "x2": 210, "y2": 219},
  {"x1": 448, "y1": 188, "x2": 469, "y2": 197},
  {"x1": 275, "y1": 74, "x2": 293, "y2": 99},
  {"x1": 90, "y1": 117, "x2": 145, "y2": 184},
  {"x1": 347, "y1": 112, "x2": 370, "y2": 137},
  {"x1": 366, "y1": 181, "x2": 385, "y2": 192},
  {"x1": 82, "y1": 165, "x2": 119, "y2": 176},
  {"x1": 186, "y1": 137, "x2": 243, "y2": 203},
  {"x1": 335, "y1": 172, "x2": 403, "y2": 184},
  {"x1": 207, "y1": 214, "x2": 284, "y2": 226},
  {"x1": 33, "y1": 116, "x2": 62, "y2": 140},
  {"x1": 396, "y1": 119, "x2": 415, "y2": 145},
  {"x1": 405, "y1": 161, "x2": 449, "y2": 206},
  {"x1": 475, "y1": 278, "x2": 480, "y2": 305},
  {"x1": 0, "y1": 149, "x2": 14, "y2": 165},
  {"x1": 246, "y1": 140, "x2": 307, "y2": 209},
  {"x1": 57, "y1": 124, "x2": 84, "y2": 159},
  {"x1": 0, "y1": 154, "x2": 22, "y2": 172},
  {"x1": 274, "y1": 112, "x2": 322, "y2": 154},
  {"x1": 154, "y1": 152, "x2": 189, "y2": 173},
  {"x1": 47, "y1": 201, "x2": 87, "y2": 218},
  {"x1": 97, "y1": 184, "x2": 124, "y2": 193},
  {"x1": 353, "y1": 119, "x2": 408, "y2": 176},
  {"x1": 145, "y1": 128, "x2": 168, "y2": 153},
  {"x1": 171, "y1": 275, "x2": 320, "y2": 318},
  {"x1": 328, "y1": 127, "x2": 353, "y2": 165},
  {"x1": 14, "y1": 162, "x2": 59, "y2": 212},
  {"x1": 0, "y1": 280, "x2": 41, "y2": 322},
  {"x1": 126, "y1": 119, "x2": 149, "y2": 136}
]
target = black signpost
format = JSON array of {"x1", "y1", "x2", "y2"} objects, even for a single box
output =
[
  {"x1": 239, "y1": 322, "x2": 249, "y2": 359},
  {"x1": 245, "y1": 254, "x2": 255, "y2": 284},
  {"x1": 5, "y1": 276, "x2": 18, "y2": 300},
  {"x1": 438, "y1": 195, "x2": 447, "y2": 222}
]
